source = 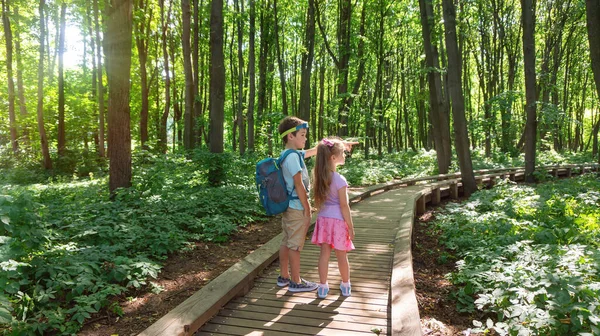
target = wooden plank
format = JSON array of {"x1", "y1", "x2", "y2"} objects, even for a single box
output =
[
  {"x1": 229, "y1": 297, "x2": 388, "y2": 318},
  {"x1": 215, "y1": 308, "x2": 387, "y2": 332},
  {"x1": 223, "y1": 302, "x2": 388, "y2": 325},
  {"x1": 243, "y1": 289, "x2": 389, "y2": 306},
  {"x1": 390, "y1": 193, "x2": 422, "y2": 336},
  {"x1": 139, "y1": 232, "x2": 283, "y2": 336}
]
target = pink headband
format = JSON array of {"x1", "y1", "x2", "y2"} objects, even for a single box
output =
[{"x1": 322, "y1": 138, "x2": 334, "y2": 148}]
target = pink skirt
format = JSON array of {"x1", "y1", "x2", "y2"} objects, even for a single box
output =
[{"x1": 311, "y1": 216, "x2": 355, "y2": 251}]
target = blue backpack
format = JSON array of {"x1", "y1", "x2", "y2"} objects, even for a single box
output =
[{"x1": 255, "y1": 150, "x2": 304, "y2": 216}]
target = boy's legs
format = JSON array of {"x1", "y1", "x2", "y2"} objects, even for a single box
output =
[
  {"x1": 279, "y1": 245, "x2": 290, "y2": 279},
  {"x1": 278, "y1": 245, "x2": 302, "y2": 283}
]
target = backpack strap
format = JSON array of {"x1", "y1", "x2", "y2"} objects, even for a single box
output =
[{"x1": 278, "y1": 149, "x2": 304, "y2": 199}]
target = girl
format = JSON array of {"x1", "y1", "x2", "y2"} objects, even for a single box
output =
[{"x1": 311, "y1": 138, "x2": 355, "y2": 298}]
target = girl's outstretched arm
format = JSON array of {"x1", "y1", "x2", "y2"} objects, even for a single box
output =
[
  {"x1": 304, "y1": 140, "x2": 360, "y2": 159},
  {"x1": 338, "y1": 186, "x2": 355, "y2": 240}
]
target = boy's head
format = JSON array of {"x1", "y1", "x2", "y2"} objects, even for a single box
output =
[{"x1": 279, "y1": 116, "x2": 309, "y2": 148}]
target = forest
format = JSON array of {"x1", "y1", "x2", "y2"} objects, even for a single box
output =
[{"x1": 0, "y1": 0, "x2": 600, "y2": 334}]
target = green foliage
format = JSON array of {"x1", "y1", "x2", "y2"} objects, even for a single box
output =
[
  {"x1": 433, "y1": 175, "x2": 600, "y2": 335},
  {"x1": 0, "y1": 149, "x2": 265, "y2": 335}
]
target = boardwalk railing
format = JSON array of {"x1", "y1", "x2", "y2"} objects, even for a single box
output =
[{"x1": 140, "y1": 163, "x2": 599, "y2": 336}]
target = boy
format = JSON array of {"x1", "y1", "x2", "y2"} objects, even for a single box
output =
[{"x1": 276, "y1": 116, "x2": 319, "y2": 292}]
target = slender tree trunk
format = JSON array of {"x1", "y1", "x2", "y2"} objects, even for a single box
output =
[
  {"x1": 234, "y1": 0, "x2": 245, "y2": 154},
  {"x1": 419, "y1": 0, "x2": 450, "y2": 173},
  {"x1": 522, "y1": 0, "x2": 537, "y2": 182},
  {"x1": 209, "y1": 0, "x2": 225, "y2": 184},
  {"x1": 13, "y1": 6, "x2": 28, "y2": 144},
  {"x1": 193, "y1": 0, "x2": 202, "y2": 147},
  {"x1": 159, "y1": 0, "x2": 171, "y2": 152},
  {"x1": 94, "y1": 0, "x2": 106, "y2": 157},
  {"x1": 57, "y1": 2, "x2": 66, "y2": 157},
  {"x1": 442, "y1": 0, "x2": 477, "y2": 197},
  {"x1": 182, "y1": 0, "x2": 195, "y2": 150},
  {"x1": 37, "y1": 0, "x2": 51, "y2": 169},
  {"x1": 256, "y1": 5, "x2": 269, "y2": 143},
  {"x1": 135, "y1": 0, "x2": 150, "y2": 149},
  {"x1": 106, "y1": 0, "x2": 133, "y2": 193},
  {"x1": 247, "y1": 0, "x2": 256, "y2": 151},
  {"x1": 2, "y1": 0, "x2": 18, "y2": 154},
  {"x1": 273, "y1": 0, "x2": 288, "y2": 115},
  {"x1": 298, "y1": 0, "x2": 315, "y2": 146},
  {"x1": 586, "y1": 0, "x2": 600, "y2": 162}
]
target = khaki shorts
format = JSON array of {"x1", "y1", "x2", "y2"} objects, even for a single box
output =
[{"x1": 281, "y1": 208, "x2": 310, "y2": 251}]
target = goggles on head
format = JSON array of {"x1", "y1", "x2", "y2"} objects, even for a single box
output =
[{"x1": 280, "y1": 123, "x2": 309, "y2": 138}]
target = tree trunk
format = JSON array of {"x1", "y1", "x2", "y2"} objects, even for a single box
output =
[
  {"x1": 134, "y1": 0, "x2": 150, "y2": 149},
  {"x1": 442, "y1": 0, "x2": 477, "y2": 197},
  {"x1": 182, "y1": 0, "x2": 195, "y2": 150},
  {"x1": 2, "y1": 0, "x2": 18, "y2": 154},
  {"x1": 247, "y1": 0, "x2": 256, "y2": 151},
  {"x1": 193, "y1": 0, "x2": 202, "y2": 147},
  {"x1": 418, "y1": 0, "x2": 450, "y2": 173},
  {"x1": 159, "y1": 0, "x2": 171, "y2": 152},
  {"x1": 256, "y1": 4, "x2": 270, "y2": 143},
  {"x1": 586, "y1": 0, "x2": 600, "y2": 162},
  {"x1": 298, "y1": 0, "x2": 315, "y2": 146},
  {"x1": 106, "y1": 0, "x2": 133, "y2": 193},
  {"x1": 94, "y1": 0, "x2": 106, "y2": 157},
  {"x1": 522, "y1": 0, "x2": 537, "y2": 182},
  {"x1": 235, "y1": 0, "x2": 245, "y2": 155},
  {"x1": 13, "y1": 6, "x2": 28, "y2": 144},
  {"x1": 273, "y1": 0, "x2": 288, "y2": 116},
  {"x1": 209, "y1": 0, "x2": 225, "y2": 184},
  {"x1": 57, "y1": 2, "x2": 66, "y2": 157},
  {"x1": 37, "y1": 0, "x2": 52, "y2": 169}
]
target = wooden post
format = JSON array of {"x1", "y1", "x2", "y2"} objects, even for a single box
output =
[
  {"x1": 553, "y1": 169, "x2": 558, "y2": 177},
  {"x1": 431, "y1": 188, "x2": 441, "y2": 205},
  {"x1": 416, "y1": 195, "x2": 426, "y2": 214},
  {"x1": 488, "y1": 176, "x2": 496, "y2": 187},
  {"x1": 566, "y1": 168, "x2": 572, "y2": 177},
  {"x1": 509, "y1": 172, "x2": 516, "y2": 181},
  {"x1": 450, "y1": 182, "x2": 458, "y2": 199}
]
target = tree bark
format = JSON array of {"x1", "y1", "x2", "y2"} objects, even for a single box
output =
[
  {"x1": 522, "y1": 0, "x2": 537, "y2": 182},
  {"x1": 134, "y1": 0, "x2": 151, "y2": 149},
  {"x1": 442, "y1": 0, "x2": 477, "y2": 197},
  {"x1": 418, "y1": 0, "x2": 451, "y2": 173},
  {"x1": 247, "y1": 0, "x2": 256, "y2": 151},
  {"x1": 94, "y1": 0, "x2": 106, "y2": 157},
  {"x1": 273, "y1": 0, "x2": 288, "y2": 116},
  {"x1": 586, "y1": 0, "x2": 600, "y2": 162},
  {"x1": 57, "y1": 2, "x2": 66, "y2": 157},
  {"x1": 209, "y1": 0, "x2": 225, "y2": 184},
  {"x1": 234, "y1": 0, "x2": 245, "y2": 154},
  {"x1": 182, "y1": 0, "x2": 195, "y2": 150},
  {"x1": 298, "y1": 0, "x2": 315, "y2": 146},
  {"x1": 105, "y1": 0, "x2": 133, "y2": 193},
  {"x1": 158, "y1": 0, "x2": 171, "y2": 152},
  {"x1": 13, "y1": 6, "x2": 28, "y2": 144},
  {"x1": 2, "y1": 0, "x2": 18, "y2": 154},
  {"x1": 37, "y1": 0, "x2": 52, "y2": 169}
]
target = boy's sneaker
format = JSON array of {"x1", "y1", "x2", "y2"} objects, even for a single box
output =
[
  {"x1": 317, "y1": 284, "x2": 329, "y2": 299},
  {"x1": 277, "y1": 275, "x2": 290, "y2": 287},
  {"x1": 288, "y1": 278, "x2": 318, "y2": 292},
  {"x1": 340, "y1": 282, "x2": 351, "y2": 297}
]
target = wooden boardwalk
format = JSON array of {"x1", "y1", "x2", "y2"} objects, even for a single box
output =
[
  {"x1": 196, "y1": 186, "x2": 424, "y2": 336},
  {"x1": 141, "y1": 164, "x2": 599, "y2": 336}
]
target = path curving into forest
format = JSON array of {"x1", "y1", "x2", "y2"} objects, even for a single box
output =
[{"x1": 140, "y1": 163, "x2": 599, "y2": 336}]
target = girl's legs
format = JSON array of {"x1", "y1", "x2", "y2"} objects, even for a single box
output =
[
  {"x1": 335, "y1": 250, "x2": 350, "y2": 283},
  {"x1": 318, "y1": 244, "x2": 332, "y2": 284}
]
